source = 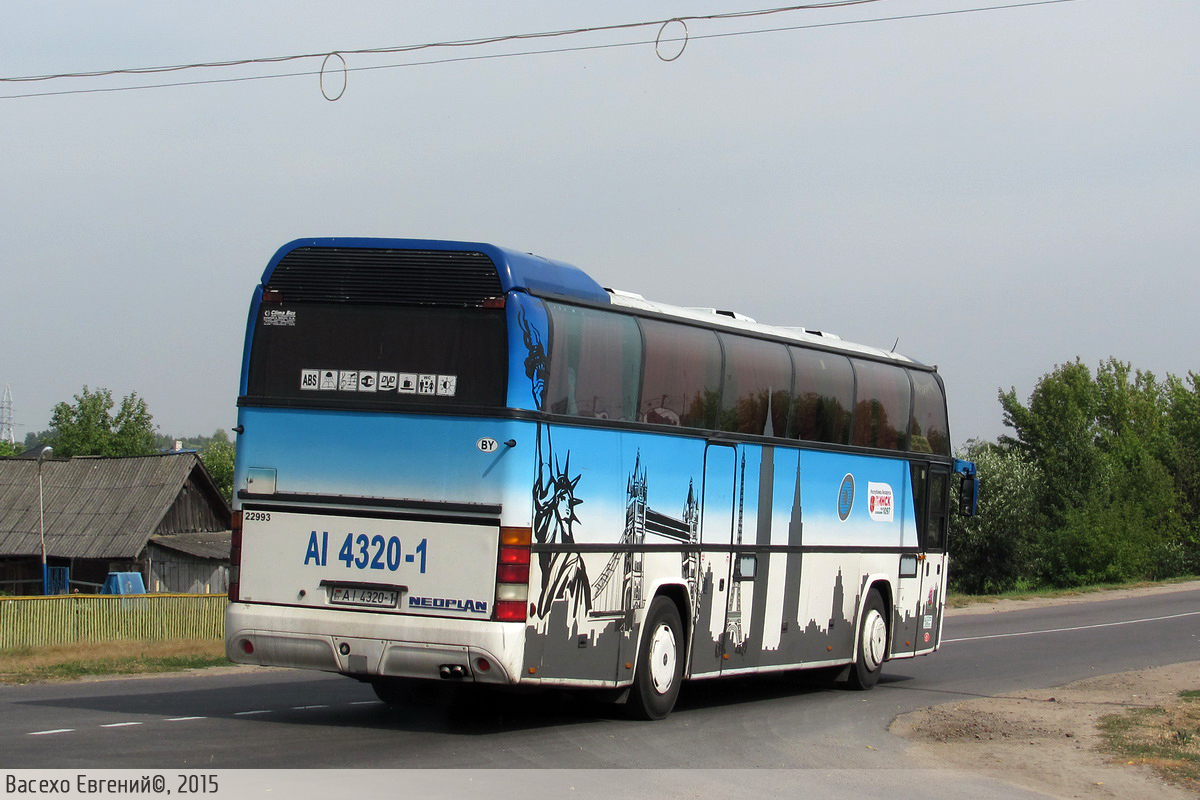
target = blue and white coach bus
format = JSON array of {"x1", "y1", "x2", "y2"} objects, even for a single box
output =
[{"x1": 225, "y1": 238, "x2": 979, "y2": 719}]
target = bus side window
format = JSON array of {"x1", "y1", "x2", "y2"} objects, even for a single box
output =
[
  {"x1": 927, "y1": 469, "x2": 949, "y2": 552},
  {"x1": 790, "y1": 348, "x2": 853, "y2": 445},
  {"x1": 851, "y1": 360, "x2": 911, "y2": 451},
  {"x1": 545, "y1": 304, "x2": 641, "y2": 421},
  {"x1": 639, "y1": 319, "x2": 723, "y2": 429},
  {"x1": 911, "y1": 464, "x2": 928, "y2": 544},
  {"x1": 718, "y1": 333, "x2": 792, "y2": 436},
  {"x1": 910, "y1": 370, "x2": 950, "y2": 456}
]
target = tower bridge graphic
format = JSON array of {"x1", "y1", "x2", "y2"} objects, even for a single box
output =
[{"x1": 590, "y1": 453, "x2": 699, "y2": 628}]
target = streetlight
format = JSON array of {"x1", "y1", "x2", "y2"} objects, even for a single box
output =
[{"x1": 36, "y1": 445, "x2": 52, "y2": 595}]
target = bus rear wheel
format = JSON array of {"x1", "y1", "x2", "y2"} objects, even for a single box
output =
[
  {"x1": 626, "y1": 597, "x2": 684, "y2": 720},
  {"x1": 848, "y1": 589, "x2": 887, "y2": 690}
]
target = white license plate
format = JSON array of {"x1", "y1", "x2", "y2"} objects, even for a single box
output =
[{"x1": 329, "y1": 586, "x2": 400, "y2": 608}]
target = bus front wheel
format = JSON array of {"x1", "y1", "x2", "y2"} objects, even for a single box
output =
[
  {"x1": 848, "y1": 589, "x2": 887, "y2": 690},
  {"x1": 626, "y1": 597, "x2": 684, "y2": 720}
]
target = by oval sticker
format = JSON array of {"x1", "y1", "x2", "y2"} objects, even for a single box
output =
[{"x1": 477, "y1": 438, "x2": 500, "y2": 453}]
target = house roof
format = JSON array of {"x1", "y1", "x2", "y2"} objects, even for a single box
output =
[
  {"x1": 0, "y1": 453, "x2": 230, "y2": 560},
  {"x1": 148, "y1": 532, "x2": 231, "y2": 561}
]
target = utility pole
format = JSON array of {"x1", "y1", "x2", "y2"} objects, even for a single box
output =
[{"x1": 0, "y1": 384, "x2": 14, "y2": 445}]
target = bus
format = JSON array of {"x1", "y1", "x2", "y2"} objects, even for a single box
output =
[{"x1": 225, "y1": 237, "x2": 979, "y2": 719}]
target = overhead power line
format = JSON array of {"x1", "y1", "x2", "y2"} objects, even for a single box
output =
[
  {"x1": 0, "y1": 0, "x2": 1078, "y2": 101},
  {"x1": 1, "y1": 1, "x2": 885, "y2": 84}
]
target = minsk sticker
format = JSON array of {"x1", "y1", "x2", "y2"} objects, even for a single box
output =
[
  {"x1": 867, "y1": 482, "x2": 894, "y2": 522},
  {"x1": 378, "y1": 372, "x2": 399, "y2": 392},
  {"x1": 318, "y1": 370, "x2": 339, "y2": 390},
  {"x1": 338, "y1": 371, "x2": 359, "y2": 391},
  {"x1": 300, "y1": 369, "x2": 320, "y2": 390},
  {"x1": 436, "y1": 375, "x2": 458, "y2": 396},
  {"x1": 398, "y1": 373, "x2": 417, "y2": 394},
  {"x1": 358, "y1": 372, "x2": 378, "y2": 392}
]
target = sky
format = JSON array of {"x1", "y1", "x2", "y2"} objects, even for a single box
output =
[{"x1": 3, "y1": 0, "x2": 1197, "y2": 449}]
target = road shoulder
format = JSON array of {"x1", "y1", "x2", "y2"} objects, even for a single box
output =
[{"x1": 895, "y1": 580, "x2": 1200, "y2": 799}]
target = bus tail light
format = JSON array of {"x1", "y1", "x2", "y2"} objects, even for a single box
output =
[
  {"x1": 229, "y1": 511, "x2": 243, "y2": 602},
  {"x1": 494, "y1": 527, "x2": 531, "y2": 622}
]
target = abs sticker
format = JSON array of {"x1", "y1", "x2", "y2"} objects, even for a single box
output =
[{"x1": 867, "y1": 482, "x2": 894, "y2": 522}]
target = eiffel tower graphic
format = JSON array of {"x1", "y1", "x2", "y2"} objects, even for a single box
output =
[{"x1": 724, "y1": 450, "x2": 749, "y2": 654}]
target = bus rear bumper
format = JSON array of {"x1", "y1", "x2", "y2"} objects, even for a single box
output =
[{"x1": 225, "y1": 602, "x2": 525, "y2": 685}]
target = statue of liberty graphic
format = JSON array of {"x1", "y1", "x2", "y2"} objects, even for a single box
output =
[{"x1": 520, "y1": 309, "x2": 592, "y2": 621}]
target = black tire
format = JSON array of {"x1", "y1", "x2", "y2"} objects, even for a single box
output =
[
  {"x1": 625, "y1": 597, "x2": 685, "y2": 720},
  {"x1": 848, "y1": 589, "x2": 887, "y2": 690}
]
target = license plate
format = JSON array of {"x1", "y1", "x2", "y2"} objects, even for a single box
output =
[{"x1": 329, "y1": 586, "x2": 399, "y2": 608}]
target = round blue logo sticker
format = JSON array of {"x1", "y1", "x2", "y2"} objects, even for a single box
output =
[{"x1": 837, "y1": 474, "x2": 855, "y2": 521}]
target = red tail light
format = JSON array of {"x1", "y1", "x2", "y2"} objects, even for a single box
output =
[
  {"x1": 494, "y1": 601, "x2": 527, "y2": 622},
  {"x1": 494, "y1": 527, "x2": 531, "y2": 622},
  {"x1": 228, "y1": 510, "x2": 243, "y2": 602}
]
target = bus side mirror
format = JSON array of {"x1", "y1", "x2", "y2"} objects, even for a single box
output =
[
  {"x1": 958, "y1": 474, "x2": 979, "y2": 517},
  {"x1": 954, "y1": 459, "x2": 979, "y2": 517}
]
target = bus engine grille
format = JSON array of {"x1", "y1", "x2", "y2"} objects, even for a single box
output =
[{"x1": 267, "y1": 247, "x2": 503, "y2": 306}]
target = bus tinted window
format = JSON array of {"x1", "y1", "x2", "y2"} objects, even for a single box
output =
[
  {"x1": 909, "y1": 370, "x2": 950, "y2": 456},
  {"x1": 545, "y1": 303, "x2": 642, "y2": 421},
  {"x1": 639, "y1": 319, "x2": 723, "y2": 429},
  {"x1": 790, "y1": 348, "x2": 853, "y2": 444},
  {"x1": 851, "y1": 359, "x2": 911, "y2": 451},
  {"x1": 719, "y1": 334, "x2": 791, "y2": 436},
  {"x1": 245, "y1": 303, "x2": 506, "y2": 407}
]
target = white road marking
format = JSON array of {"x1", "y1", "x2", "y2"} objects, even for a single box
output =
[
  {"x1": 945, "y1": 609, "x2": 1200, "y2": 643},
  {"x1": 28, "y1": 698, "x2": 382, "y2": 736}
]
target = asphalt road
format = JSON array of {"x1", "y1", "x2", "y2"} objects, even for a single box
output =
[{"x1": 2, "y1": 586, "x2": 1198, "y2": 798}]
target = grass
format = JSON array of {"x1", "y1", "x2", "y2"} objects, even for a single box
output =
[
  {"x1": 1099, "y1": 690, "x2": 1200, "y2": 789},
  {"x1": 0, "y1": 639, "x2": 230, "y2": 685},
  {"x1": 945, "y1": 575, "x2": 1200, "y2": 609}
]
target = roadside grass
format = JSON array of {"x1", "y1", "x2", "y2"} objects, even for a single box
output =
[
  {"x1": 1099, "y1": 690, "x2": 1200, "y2": 789},
  {"x1": 946, "y1": 576, "x2": 1200, "y2": 609},
  {"x1": 0, "y1": 639, "x2": 230, "y2": 685}
]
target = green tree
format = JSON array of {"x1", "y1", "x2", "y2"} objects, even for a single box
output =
[
  {"x1": 47, "y1": 386, "x2": 158, "y2": 458},
  {"x1": 0, "y1": 440, "x2": 21, "y2": 457},
  {"x1": 999, "y1": 359, "x2": 1104, "y2": 528},
  {"x1": 200, "y1": 429, "x2": 235, "y2": 504},
  {"x1": 997, "y1": 359, "x2": 1192, "y2": 588}
]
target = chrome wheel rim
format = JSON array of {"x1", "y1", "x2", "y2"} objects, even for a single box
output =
[
  {"x1": 862, "y1": 609, "x2": 887, "y2": 672},
  {"x1": 648, "y1": 623, "x2": 678, "y2": 695}
]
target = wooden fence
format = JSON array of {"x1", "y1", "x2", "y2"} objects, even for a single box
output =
[{"x1": 0, "y1": 594, "x2": 228, "y2": 649}]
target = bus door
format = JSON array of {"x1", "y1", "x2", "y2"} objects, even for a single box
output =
[
  {"x1": 689, "y1": 442, "x2": 737, "y2": 677},
  {"x1": 919, "y1": 464, "x2": 951, "y2": 651},
  {"x1": 895, "y1": 463, "x2": 951, "y2": 656}
]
